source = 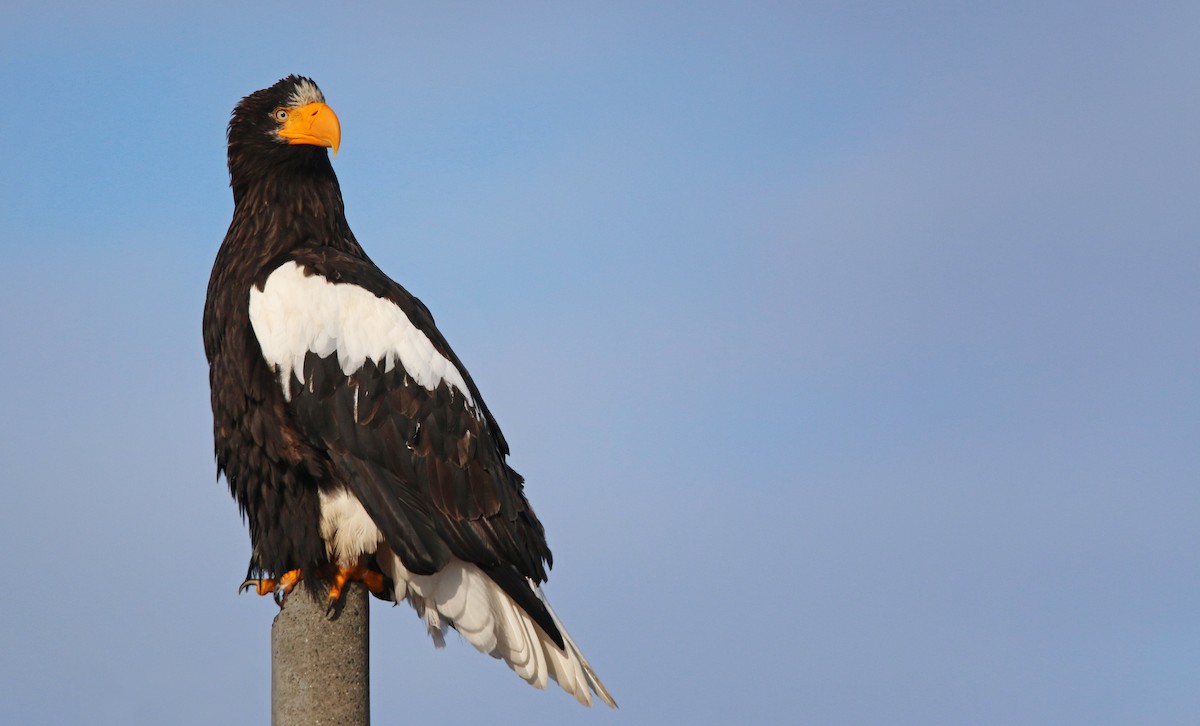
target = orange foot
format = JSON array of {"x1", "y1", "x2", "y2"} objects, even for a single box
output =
[
  {"x1": 325, "y1": 562, "x2": 386, "y2": 614},
  {"x1": 239, "y1": 562, "x2": 385, "y2": 610},
  {"x1": 239, "y1": 569, "x2": 303, "y2": 605}
]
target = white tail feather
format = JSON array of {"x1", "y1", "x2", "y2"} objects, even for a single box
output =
[
  {"x1": 534, "y1": 583, "x2": 617, "y2": 707},
  {"x1": 380, "y1": 549, "x2": 616, "y2": 707}
]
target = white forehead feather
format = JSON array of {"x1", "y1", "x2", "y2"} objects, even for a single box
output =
[{"x1": 288, "y1": 79, "x2": 325, "y2": 107}]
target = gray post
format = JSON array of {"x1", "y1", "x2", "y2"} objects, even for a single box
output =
[{"x1": 271, "y1": 581, "x2": 370, "y2": 725}]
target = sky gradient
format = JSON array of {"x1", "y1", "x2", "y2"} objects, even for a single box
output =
[{"x1": 2, "y1": 2, "x2": 1197, "y2": 724}]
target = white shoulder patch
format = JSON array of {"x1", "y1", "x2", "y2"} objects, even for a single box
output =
[{"x1": 248, "y1": 261, "x2": 476, "y2": 408}]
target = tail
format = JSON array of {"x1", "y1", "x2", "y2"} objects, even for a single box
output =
[{"x1": 381, "y1": 551, "x2": 617, "y2": 707}]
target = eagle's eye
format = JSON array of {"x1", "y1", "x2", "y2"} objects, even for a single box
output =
[{"x1": 273, "y1": 108, "x2": 289, "y2": 122}]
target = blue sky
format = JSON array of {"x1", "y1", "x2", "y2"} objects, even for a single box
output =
[{"x1": 2, "y1": 2, "x2": 1197, "y2": 724}]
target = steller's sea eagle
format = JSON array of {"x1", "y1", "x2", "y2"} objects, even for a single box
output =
[{"x1": 202, "y1": 75, "x2": 615, "y2": 707}]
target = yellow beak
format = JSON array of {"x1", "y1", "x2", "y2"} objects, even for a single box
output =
[{"x1": 278, "y1": 102, "x2": 341, "y2": 156}]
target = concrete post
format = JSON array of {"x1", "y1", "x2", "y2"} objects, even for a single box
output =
[{"x1": 271, "y1": 581, "x2": 370, "y2": 725}]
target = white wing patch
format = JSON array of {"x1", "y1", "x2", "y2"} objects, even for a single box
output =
[{"x1": 249, "y1": 260, "x2": 476, "y2": 409}]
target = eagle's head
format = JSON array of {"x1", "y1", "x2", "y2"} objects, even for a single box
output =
[{"x1": 227, "y1": 75, "x2": 341, "y2": 187}]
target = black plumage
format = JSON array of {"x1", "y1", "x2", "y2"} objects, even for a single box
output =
[{"x1": 202, "y1": 76, "x2": 599, "y2": 677}]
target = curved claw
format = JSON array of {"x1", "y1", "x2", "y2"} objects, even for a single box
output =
[
  {"x1": 239, "y1": 578, "x2": 272, "y2": 596},
  {"x1": 238, "y1": 569, "x2": 302, "y2": 604}
]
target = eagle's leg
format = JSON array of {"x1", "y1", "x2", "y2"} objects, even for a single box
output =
[
  {"x1": 239, "y1": 569, "x2": 303, "y2": 605},
  {"x1": 324, "y1": 559, "x2": 386, "y2": 614}
]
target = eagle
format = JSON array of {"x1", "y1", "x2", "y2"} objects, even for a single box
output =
[{"x1": 202, "y1": 75, "x2": 615, "y2": 707}]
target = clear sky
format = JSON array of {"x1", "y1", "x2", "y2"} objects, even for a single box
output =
[{"x1": 2, "y1": 2, "x2": 1196, "y2": 724}]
